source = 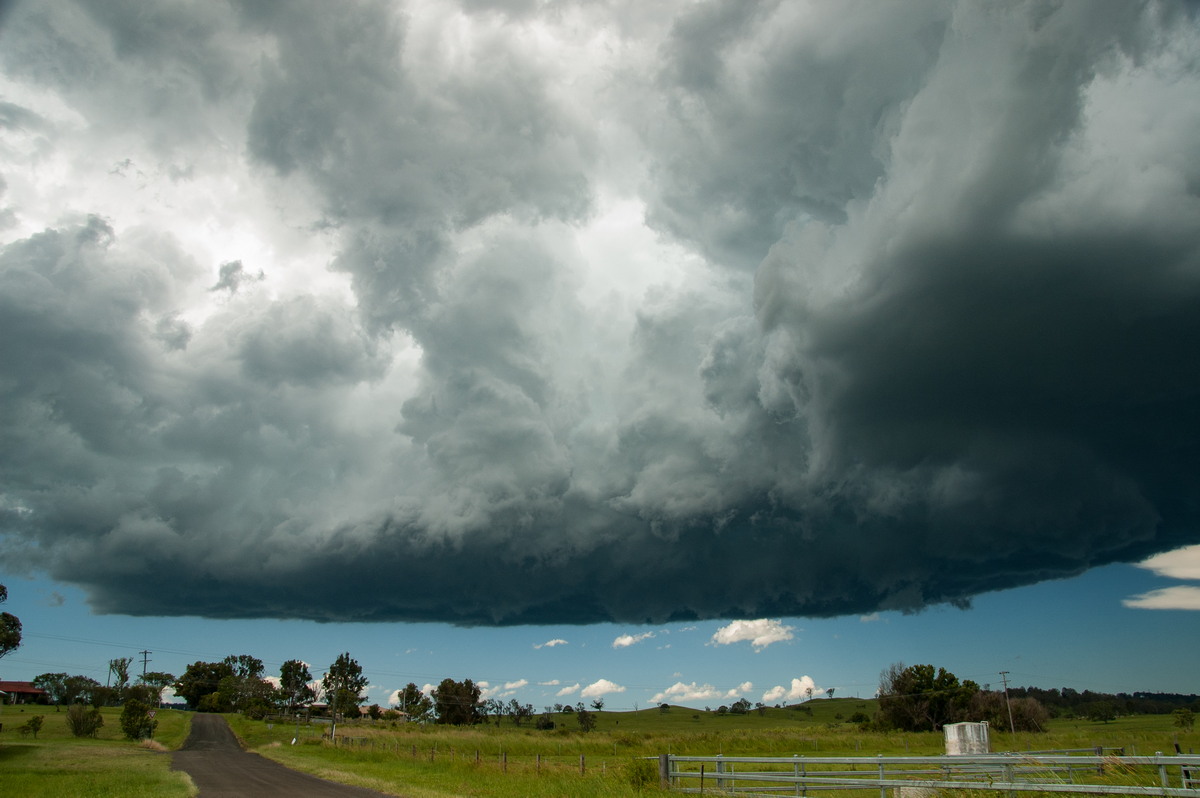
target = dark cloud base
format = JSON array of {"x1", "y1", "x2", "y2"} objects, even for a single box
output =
[{"x1": 2, "y1": 0, "x2": 1199, "y2": 625}]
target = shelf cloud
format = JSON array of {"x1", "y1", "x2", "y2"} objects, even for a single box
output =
[{"x1": 2, "y1": 1, "x2": 1199, "y2": 626}]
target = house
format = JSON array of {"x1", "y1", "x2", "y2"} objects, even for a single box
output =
[{"x1": 0, "y1": 681, "x2": 49, "y2": 705}]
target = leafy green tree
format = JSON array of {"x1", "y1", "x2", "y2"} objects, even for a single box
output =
[
  {"x1": 392, "y1": 682, "x2": 433, "y2": 721},
  {"x1": 223, "y1": 654, "x2": 264, "y2": 680},
  {"x1": 1174, "y1": 708, "x2": 1195, "y2": 731},
  {"x1": 877, "y1": 663, "x2": 979, "y2": 731},
  {"x1": 575, "y1": 703, "x2": 597, "y2": 732},
  {"x1": 139, "y1": 672, "x2": 175, "y2": 706},
  {"x1": 507, "y1": 698, "x2": 534, "y2": 726},
  {"x1": 324, "y1": 652, "x2": 368, "y2": 719},
  {"x1": 175, "y1": 660, "x2": 235, "y2": 709},
  {"x1": 63, "y1": 675, "x2": 101, "y2": 706},
  {"x1": 0, "y1": 584, "x2": 21, "y2": 663},
  {"x1": 33, "y1": 673, "x2": 70, "y2": 708},
  {"x1": 278, "y1": 660, "x2": 315, "y2": 713},
  {"x1": 969, "y1": 690, "x2": 1048, "y2": 732},
  {"x1": 66, "y1": 704, "x2": 104, "y2": 737},
  {"x1": 1084, "y1": 701, "x2": 1116, "y2": 723},
  {"x1": 432, "y1": 677, "x2": 483, "y2": 725},
  {"x1": 120, "y1": 698, "x2": 158, "y2": 740}
]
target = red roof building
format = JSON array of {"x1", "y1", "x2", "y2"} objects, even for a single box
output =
[{"x1": 0, "y1": 681, "x2": 49, "y2": 705}]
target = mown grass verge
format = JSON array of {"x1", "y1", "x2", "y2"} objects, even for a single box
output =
[{"x1": 0, "y1": 706, "x2": 195, "y2": 798}]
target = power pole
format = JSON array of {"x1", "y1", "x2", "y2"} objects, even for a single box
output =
[
  {"x1": 139, "y1": 650, "x2": 152, "y2": 679},
  {"x1": 999, "y1": 671, "x2": 1015, "y2": 734}
]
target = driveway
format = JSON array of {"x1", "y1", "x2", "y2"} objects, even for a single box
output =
[{"x1": 171, "y1": 713, "x2": 400, "y2": 797}]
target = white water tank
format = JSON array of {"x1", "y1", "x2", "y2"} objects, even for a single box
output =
[{"x1": 944, "y1": 721, "x2": 990, "y2": 755}]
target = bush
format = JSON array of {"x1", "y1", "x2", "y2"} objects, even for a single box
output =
[
  {"x1": 626, "y1": 757, "x2": 658, "y2": 790},
  {"x1": 120, "y1": 699, "x2": 158, "y2": 740},
  {"x1": 19, "y1": 715, "x2": 44, "y2": 738},
  {"x1": 66, "y1": 703, "x2": 105, "y2": 737}
]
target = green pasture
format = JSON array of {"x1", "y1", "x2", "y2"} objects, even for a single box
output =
[
  {"x1": 226, "y1": 699, "x2": 1200, "y2": 797},
  {"x1": 1, "y1": 699, "x2": 1196, "y2": 797},
  {"x1": 0, "y1": 705, "x2": 194, "y2": 797}
]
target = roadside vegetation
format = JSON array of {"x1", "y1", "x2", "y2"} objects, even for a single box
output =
[{"x1": 0, "y1": 706, "x2": 193, "y2": 797}]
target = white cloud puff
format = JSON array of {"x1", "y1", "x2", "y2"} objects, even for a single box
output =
[
  {"x1": 710, "y1": 619, "x2": 795, "y2": 651},
  {"x1": 613, "y1": 631, "x2": 655, "y2": 648},
  {"x1": 581, "y1": 678, "x2": 626, "y2": 698},
  {"x1": 761, "y1": 676, "x2": 821, "y2": 704}
]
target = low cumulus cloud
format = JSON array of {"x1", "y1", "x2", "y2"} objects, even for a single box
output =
[
  {"x1": 581, "y1": 678, "x2": 626, "y2": 698},
  {"x1": 710, "y1": 620, "x2": 795, "y2": 651},
  {"x1": 2, "y1": 1, "x2": 1200, "y2": 626},
  {"x1": 556, "y1": 683, "x2": 581, "y2": 697},
  {"x1": 534, "y1": 639, "x2": 568, "y2": 649},
  {"x1": 761, "y1": 676, "x2": 820, "y2": 704},
  {"x1": 652, "y1": 681, "x2": 753, "y2": 705},
  {"x1": 613, "y1": 632, "x2": 655, "y2": 648},
  {"x1": 1123, "y1": 545, "x2": 1200, "y2": 610}
]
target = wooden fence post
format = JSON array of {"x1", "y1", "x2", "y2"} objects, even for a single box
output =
[
  {"x1": 659, "y1": 754, "x2": 670, "y2": 789},
  {"x1": 580, "y1": 754, "x2": 585, "y2": 775}
]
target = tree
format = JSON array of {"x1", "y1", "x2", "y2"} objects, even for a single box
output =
[
  {"x1": 120, "y1": 698, "x2": 158, "y2": 740},
  {"x1": 969, "y1": 690, "x2": 1048, "y2": 732},
  {"x1": 392, "y1": 682, "x2": 433, "y2": 722},
  {"x1": 109, "y1": 657, "x2": 133, "y2": 692},
  {"x1": 827, "y1": 688, "x2": 836, "y2": 699},
  {"x1": 591, "y1": 697, "x2": 605, "y2": 711},
  {"x1": 0, "y1": 584, "x2": 21, "y2": 662},
  {"x1": 575, "y1": 703, "x2": 597, "y2": 732},
  {"x1": 1174, "y1": 708, "x2": 1195, "y2": 731},
  {"x1": 139, "y1": 672, "x2": 176, "y2": 706},
  {"x1": 223, "y1": 654, "x2": 265, "y2": 680},
  {"x1": 63, "y1": 675, "x2": 101, "y2": 706},
  {"x1": 432, "y1": 678, "x2": 483, "y2": 725},
  {"x1": 33, "y1": 673, "x2": 70, "y2": 708},
  {"x1": 1083, "y1": 701, "x2": 1116, "y2": 723},
  {"x1": 324, "y1": 652, "x2": 368, "y2": 720},
  {"x1": 279, "y1": 660, "x2": 315, "y2": 713},
  {"x1": 175, "y1": 660, "x2": 235, "y2": 709},
  {"x1": 877, "y1": 663, "x2": 979, "y2": 732},
  {"x1": 507, "y1": 699, "x2": 534, "y2": 726}
]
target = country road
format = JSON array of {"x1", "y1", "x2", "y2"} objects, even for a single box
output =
[{"x1": 171, "y1": 713, "x2": 400, "y2": 797}]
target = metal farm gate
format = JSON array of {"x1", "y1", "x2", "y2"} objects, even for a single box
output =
[{"x1": 655, "y1": 752, "x2": 1200, "y2": 796}]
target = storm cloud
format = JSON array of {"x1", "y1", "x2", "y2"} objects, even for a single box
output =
[{"x1": 1, "y1": 0, "x2": 1199, "y2": 625}]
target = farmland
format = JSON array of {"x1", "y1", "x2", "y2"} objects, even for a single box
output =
[{"x1": 1, "y1": 698, "x2": 1196, "y2": 796}]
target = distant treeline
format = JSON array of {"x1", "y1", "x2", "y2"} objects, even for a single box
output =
[{"x1": 1008, "y1": 687, "x2": 1200, "y2": 717}]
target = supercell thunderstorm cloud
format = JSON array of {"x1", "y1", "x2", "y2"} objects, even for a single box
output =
[{"x1": 1, "y1": 0, "x2": 1199, "y2": 625}]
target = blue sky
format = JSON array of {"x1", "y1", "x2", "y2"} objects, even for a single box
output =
[
  {"x1": 3, "y1": 556, "x2": 1195, "y2": 709},
  {"x1": 2, "y1": 1, "x2": 1199, "y2": 714}
]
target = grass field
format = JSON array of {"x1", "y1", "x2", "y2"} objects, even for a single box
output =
[
  {"x1": 2, "y1": 699, "x2": 1195, "y2": 797},
  {"x1": 224, "y1": 699, "x2": 1200, "y2": 797},
  {"x1": 0, "y1": 705, "x2": 195, "y2": 797}
]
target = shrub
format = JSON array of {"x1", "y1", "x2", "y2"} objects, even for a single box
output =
[
  {"x1": 120, "y1": 699, "x2": 158, "y2": 740},
  {"x1": 19, "y1": 715, "x2": 44, "y2": 738},
  {"x1": 66, "y1": 703, "x2": 105, "y2": 737},
  {"x1": 626, "y1": 757, "x2": 658, "y2": 790}
]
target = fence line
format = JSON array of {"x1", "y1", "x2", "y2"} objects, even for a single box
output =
[{"x1": 657, "y1": 753, "x2": 1200, "y2": 796}]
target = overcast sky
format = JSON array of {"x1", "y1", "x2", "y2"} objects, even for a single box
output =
[{"x1": 2, "y1": 1, "x2": 1199, "y2": 707}]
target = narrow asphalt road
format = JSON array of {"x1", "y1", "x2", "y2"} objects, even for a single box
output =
[{"x1": 171, "y1": 713, "x2": 399, "y2": 797}]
